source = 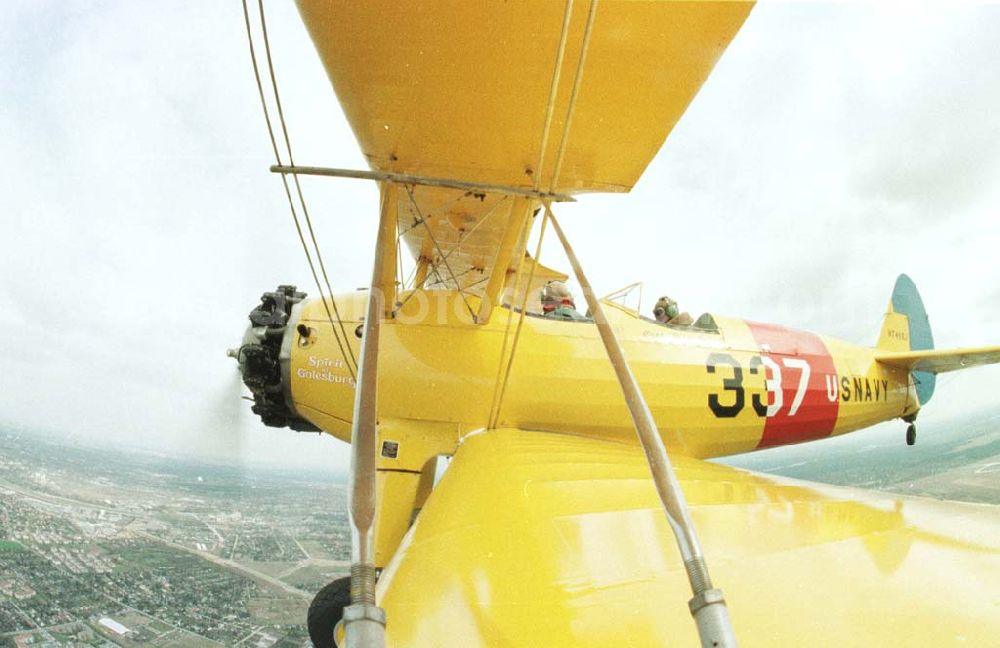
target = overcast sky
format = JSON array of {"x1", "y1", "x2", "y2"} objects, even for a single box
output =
[{"x1": 1, "y1": 1, "x2": 997, "y2": 471}]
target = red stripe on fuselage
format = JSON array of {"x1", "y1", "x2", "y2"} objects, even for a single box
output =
[{"x1": 746, "y1": 321, "x2": 839, "y2": 448}]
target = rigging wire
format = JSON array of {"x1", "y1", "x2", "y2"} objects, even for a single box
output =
[
  {"x1": 394, "y1": 257, "x2": 437, "y2": 313},
  {"x1": 252, "y1": 0, "x2": 359, "y2": 375},
  {"x1": 434, "y1": 195, "x2": 508, "y2": 268},
  {"x1": 549, "y1": 0, "x2": 599, "y2": 194},
  {"x1": 401, "y1": 261, "x2": 418, "y2": 295},
  {"x1": 489, "y1": 0, "x2": 596, "y2": 427},
  {"x1": 460, "y1": 274, "x2": 491, "y2": 293},
  {"x1": 396, "y1": 222, "x2": 405, "y2": 293},
  {"x1": 403, "y1": 185, "x2": 478, "y2": 321},
  {"x1": 489, "y1": 208, "x2": 550, "y2": 429},
  {"x1": 400, "y1": 193, "x2": 508, "y2": 273},
  {"x1": 396, "y1": 191, "x2": 469, "y2": 238},
  {"x1": 533, "y1": 0, "x2": 575, "y2": 192},
  {"x1": 486, "y1": 214, "x2": 534, "y2": 428},
  {"x1": 392, "y1": 179, "x2": 512, "y2": 319}
]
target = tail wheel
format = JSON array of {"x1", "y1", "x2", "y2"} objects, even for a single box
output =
[
  {"x1": 308, "y1": 576, "x2": 351, "y2": 648},
  {"x1": 906, "y1": 424, "x2": 916, "y2": 446}
]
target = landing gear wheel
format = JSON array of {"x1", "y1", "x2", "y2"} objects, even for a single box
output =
[
  {"x1": 308, "y1": 576, "x2": 351, "y2": 648},
  {"x1": 906, "y1": 423, "x2": 916, "y2": 446}
]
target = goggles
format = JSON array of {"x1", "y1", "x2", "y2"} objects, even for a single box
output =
[{"x1": 654, "y1": 302, "x2": 679, "y2": 319}]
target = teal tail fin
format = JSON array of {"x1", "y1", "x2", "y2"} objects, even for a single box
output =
[{"x1": 877, "y1": 274, "x2": 936, "y2": 405}]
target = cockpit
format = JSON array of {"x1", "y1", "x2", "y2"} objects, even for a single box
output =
[
  {"x1": 603, "y1": 282, "x2": 720, "y2": 333},
  {"x1": 501, "y1": 280, "x2": 719, "y2": 333}
]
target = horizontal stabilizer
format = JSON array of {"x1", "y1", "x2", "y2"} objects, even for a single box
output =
[{"x1": 875, "y1": 346, "x2": 1000, "y2": 374}]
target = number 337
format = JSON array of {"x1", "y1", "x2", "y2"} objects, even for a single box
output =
[{"x1": 706, "y1": 352, "x2": 810, "y2": 418}]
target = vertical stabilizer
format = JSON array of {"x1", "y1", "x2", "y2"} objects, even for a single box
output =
[
  {"x1": 877, "y1": 274, "x2": 935, "y2": 405},
  {"x1": 877, "y1": 304, "x2": 911, "y2": 352}
]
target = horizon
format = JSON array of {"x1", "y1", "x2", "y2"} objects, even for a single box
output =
[{"x1": 2, "y1": 2, "x2": 997, "y2": 469}]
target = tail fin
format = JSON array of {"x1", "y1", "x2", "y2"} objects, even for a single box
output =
[{"x1": 876, "y1": 274, "x2": 935, "y2": 405}]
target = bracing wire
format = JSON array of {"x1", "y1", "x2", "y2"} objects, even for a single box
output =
[
  {"x1": 257, "y1": 0, "x2": 358, "y2": 372},
  {"x1": 489, "y1": 208, "x2": 551, "y2": 429},
  {"x1": 486, "y1": 214, "x2": 533, "y2": 428},
  {"x1": 403, "y1": 185, "x2": 477, "y2": 321},
  {"x1": 533, "y1": 0, "x2": 575, "y2": 192},
  {"x1": 250, "y1": 0, "x2": 359, "y2": 375},
  {"x1": 394, "y1": 194, "x2": 510, "y2": 316},
  {"x1": 398, "y1": 195, "x2": 506, "y2": 270},
  {"x1": 488, "y1": 0, "x2": 596, "y2": 427},
  {"x1": 549, "y1": 0, "x2": 599, "y2": 194},
  {"x1": 395, "y1": 189, "x2": 474, "y2": 239},
  {"x1": 436, "y1": 196, "x2": 508, "y2": 268},
  {"x1": 241, "y1": 0, "x2": 356, "y2": 380},
  {"x1": 396, "y1": 226, "x2": 405, "y2": 293}
]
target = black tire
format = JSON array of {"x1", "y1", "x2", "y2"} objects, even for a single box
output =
[
  {"x1": 308, "y1": 576, "x2": 351, "y2": 648},
  {"x1": 906, "y1": 424, "x2": 916, "y2": 446}
]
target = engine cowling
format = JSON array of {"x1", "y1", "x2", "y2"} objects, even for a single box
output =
[{"x1": 231, "y1": 285, "x2": 319, "y2": 432}]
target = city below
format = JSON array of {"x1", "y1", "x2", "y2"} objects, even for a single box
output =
[
  {"x1": 0, "y1": 428, "x2": 349, "y2": 647},
  {"x1": 2, "y1": 405, "x2": 998, "y2": 647}
]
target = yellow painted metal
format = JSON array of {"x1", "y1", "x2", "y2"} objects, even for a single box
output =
[
  {"x1": 376, "y1": 428, "x2": 1000, "y2": 647},
  {"x1": 293, "y1": 1, "x2": 754, "y2": 316},
  {"x1": 373, "y1": 470, "x2": 421, "y2": 571},
  {"x1": 285, "y1": 287, "x2": 995, "y2": 573},
  {"x1": 412, "y1": 256, "x2": 430, "y2": 291},
  {"x1": 376, "y1": 421, "x2": 462, "y2": 568},
  {"x1": 411, "y1": 458, "x2": 437, "y2": 519},
  {"x1": 289, "y1": 290, "x2": 915, "y2": 458},
  {"x1": 476, "y1": 198, "x2": 531, "y2": 324},
  {"x1": 875, "y1": 345, "x2": 1000, "y2": 374},
  {"x1": 823, "y1": 335, "x2": 912, "y2": 435},
  {"x1": 877, "y1": 303, "x2": 911, "y2": 352},
  {"x1": 373, "y1": 452, "x2": 442, "y2": 567},
  {"x1": 262, "y1": 3, "x2": 1000, "y2": 642},
  {"x1": 295, "y1": 0, "x2": 753, "y2": 193},
  {"x1": 370, "y1": 419, "x2": 462, "y2": 566}
]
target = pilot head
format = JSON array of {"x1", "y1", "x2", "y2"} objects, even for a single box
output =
[
  {"x1": 654, "y1": 296, "x2": 679, "y2": 323},
  {"x1": 541, "y1": 281, "x2": 575, "y2": 313}
]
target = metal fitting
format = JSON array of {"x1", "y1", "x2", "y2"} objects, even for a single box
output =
[
  {"x1": 688, "y1": 588, "x2": 727, "y2": 616},
  {"x1": 342, "y1": 604, "x2": 386, "y2": 625},
  {"x1": 350, "y1": 563, "x2": 378, "y2": 606}
]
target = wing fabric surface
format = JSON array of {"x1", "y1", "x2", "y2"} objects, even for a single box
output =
[
  {"x1": 875, "y1": 346, "x2": 1000, "y2": 374},
  {"x1": 377, "y1": 428, "x2": 1000, "y2": 647},
  {"x1": 294, "y1": 1, "x2": 754, "y2": 293},
  {"x1": 295, "y1": 0, "x2": 752, "y2": 193}
]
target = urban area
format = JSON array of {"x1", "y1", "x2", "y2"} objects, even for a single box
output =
[
  {"x1": 0, "y1": 428, "x2": 349, "y2": 648},
  {"x1": 2, "y1": 404, "x2": 998, "y2": 647}
]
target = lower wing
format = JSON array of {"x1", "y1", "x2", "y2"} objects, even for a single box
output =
[
  {"x1": 377, "y1": 428, "x2": 1000, "y2": 647},
  {"x1": 876, "y1": 345, "x2": 1000, "y2": 373}
]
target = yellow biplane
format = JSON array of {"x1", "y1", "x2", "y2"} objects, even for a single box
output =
[{"x1": 231, "y1": 2, "x2": 1000, "y2": 646}]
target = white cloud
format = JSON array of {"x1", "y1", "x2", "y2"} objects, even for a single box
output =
[{"x1": 1, "y1": 2, "x2": 997, "y2": 470}]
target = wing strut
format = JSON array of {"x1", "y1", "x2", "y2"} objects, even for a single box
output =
[
  {"x1": 547, "y1": 206, "x2": 737, "y2": 648},
  {"x1": 343, "y1": 184, "x2": 396, "y2": 648},
  {"x1": 270, "y1": 164, "x2": 575, "y2": 202}
]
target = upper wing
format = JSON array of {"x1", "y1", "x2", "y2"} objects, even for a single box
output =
[
  {"x1": 377, "y1": 428, "x2": 1000, "y2": 647},
  {"x1": 875, "y1": 346, "x2": 1000, "y2": 374},
  {"x1": 295, "y1": 0, "x2": 753, "y2": 193},
  {"x1": 294, "y1": 1, "x2": 754, "y2": 304}
]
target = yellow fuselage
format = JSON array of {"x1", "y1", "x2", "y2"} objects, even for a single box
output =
[
  {"x1": 290, "y1": 290, "x2": 917, "y2": 459},
  {"x1": 277, "y1": 289, "x2": 921, "y2": 566}
]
